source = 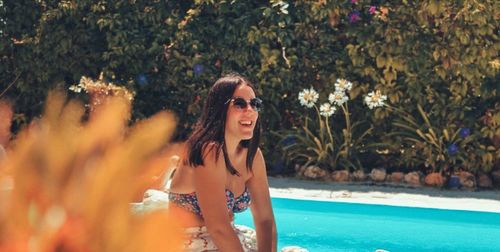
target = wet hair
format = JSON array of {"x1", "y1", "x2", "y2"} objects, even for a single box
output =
[{"x1": 186, "y1": 73, "x2": 261, "y2": 176}]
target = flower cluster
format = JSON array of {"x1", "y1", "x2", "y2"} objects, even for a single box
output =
[
  {"x1": 326, "y1": 79, "x2": 351, "y2": 114},
  {"x1": 364, "y1": 90, "x2": 387, "y2": 109},
  {"x1": 298, "y1": 78, "x2": 352, "y2": 118},
  {"x1": 447, "y1": 143, "x2": 458, "y2": 155},
  {"x1": 348, "y1": 10, "x2": 361, "y2": 23},
  {"x1": 69, "y1": 73, "x2": 135, "y2": 102},
  {"x1": 320, "y1": 103, "x2": 336, "y2": 117},
  {"x1": 193, "y1": 64, "x2": 204, "y2": 76},
  {"x1": 368, "y1": 6, "x2": 389, "y2": 21},
  {"x1": 334, "y1": 78, "x2": 353, "y2": 91},
  {"x1": 347, "y1": 4, "x2": 389, "y2": 24},
  {"x1": 459, "y1": 128, "x2": 471, "y2": 138},
  {"x1": 298, "y1": 87, "x2": 319, "y2": 108},
  {"x1": 299, "y1": 79, "x2": 387, "y2": 114}
]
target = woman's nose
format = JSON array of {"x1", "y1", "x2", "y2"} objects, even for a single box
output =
[{"x1": 243, "y1": 105, "x2": 257, "y2": 112}]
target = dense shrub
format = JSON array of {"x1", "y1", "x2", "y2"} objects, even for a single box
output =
[{"x1": 1, "y1": 0, "x2": 498, "y2": 174}]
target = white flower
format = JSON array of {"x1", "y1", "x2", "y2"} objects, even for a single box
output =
[
  {"x1": 272, "y1": 1, "x2": 289, "y2": 15},
  {"x1": 328, "y1": 91, "x2": 349, "y2": 106},
  {"x1": 364, "y1": 90, "x2": 387, "y2": 109},
  {"x1": 69, "y1": 85, "x2": 82, "y2": 93},
  {"x1": 334, "y1": 79, "x2": 353, "y2": 92},
  {"x1": 320, "y1": 103, "x2": 336, "y2": 117},
  {"x1": 298, "y1": 88, "x2": 319, "y2": 108}
]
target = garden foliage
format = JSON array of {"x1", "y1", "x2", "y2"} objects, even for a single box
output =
[{"x1": 1, "y1": 0, "x2": 498, "y2": 174}]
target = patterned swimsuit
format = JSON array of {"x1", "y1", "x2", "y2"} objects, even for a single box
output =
[
  {"x1": 168, "y1": 188, "x2": 255, "y2": 251},
  {"x1": 168, "y1": 187, "x2": 251, "y2": 217},
  {"x1": 164, "y1": 164, "x2": 255, "y2": 251}
]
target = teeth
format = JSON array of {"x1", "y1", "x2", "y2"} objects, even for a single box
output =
[{"x1": 240, "y1": 121, "x2": 252, "y2": 125}]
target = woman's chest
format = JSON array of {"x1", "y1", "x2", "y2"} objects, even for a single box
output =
[{"x1": 224, "y1": 162, "x2": 252, "y2": 195}]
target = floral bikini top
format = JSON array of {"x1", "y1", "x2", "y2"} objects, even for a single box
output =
[{"x1": 168, "y1": 187, "x2": 251, "y2": 217}]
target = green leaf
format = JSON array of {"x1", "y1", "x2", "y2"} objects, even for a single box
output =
[{"x1": 376, "y1": 54, "x2": 386, "y2": 68}]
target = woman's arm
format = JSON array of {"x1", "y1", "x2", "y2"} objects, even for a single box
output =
[
  {"x1": 247, "y1": 148, "x2": 277, "y2": 252},
  {"x1": 194, "y1": 146, "x2": 244, "y2": 252}
]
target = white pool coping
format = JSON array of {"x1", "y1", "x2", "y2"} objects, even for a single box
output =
[{"x1": 268, "y1": 177, "x2": 500, "y2": 213}]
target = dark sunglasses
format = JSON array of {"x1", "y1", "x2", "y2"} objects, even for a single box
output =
[{"x1": 225, "y1": 97, "x2": 263, "y2": 112}]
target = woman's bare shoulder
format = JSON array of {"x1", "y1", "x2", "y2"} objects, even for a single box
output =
[
  {"x1": 202, "y1": 141, "x2": 220, "y2": 158},
  {"x1": 254, "y1": 147, "x2": 265, "y2": 165}
]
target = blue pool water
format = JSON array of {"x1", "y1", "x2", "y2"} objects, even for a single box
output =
[{"x1": 234, "y1": 197, "x2": 500, "y2": 252}]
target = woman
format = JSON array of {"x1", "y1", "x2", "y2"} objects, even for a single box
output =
[{"x1": 167, "y1": 73, "x2": 277, "y2": 252}]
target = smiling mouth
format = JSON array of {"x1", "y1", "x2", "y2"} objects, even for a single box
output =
[{"x1": 239, "y1": 120, "x2": 253, "y2": 126}]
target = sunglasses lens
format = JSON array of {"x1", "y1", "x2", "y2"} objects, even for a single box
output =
[
  {"x1": 250, "y1": 98, "x2": 262, "y2": 111},
  {"x1": 233, "y1": 98, "x2": 248, "y2": 109}
]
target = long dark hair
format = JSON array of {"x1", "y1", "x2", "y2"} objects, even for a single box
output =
[{"x1": 186, "y1": 73, "x2": 261, "y2": 176}]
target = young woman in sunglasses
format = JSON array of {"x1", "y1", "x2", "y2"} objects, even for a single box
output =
[{"x1": 166, "y1": 73, "x2": 277, "y2": 252}]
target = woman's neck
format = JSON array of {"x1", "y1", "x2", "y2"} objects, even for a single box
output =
[{"x1": 224, "y1": 135, "x2": 242, "y2": 157}]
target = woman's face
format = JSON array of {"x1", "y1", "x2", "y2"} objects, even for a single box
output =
[{"x1": 225, "y1": 84, "x2": 259, "y2": 141}]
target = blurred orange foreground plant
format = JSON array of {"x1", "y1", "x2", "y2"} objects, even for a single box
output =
[{"x1": 0, "y1": 91, "x2": 183, "y2": 252}]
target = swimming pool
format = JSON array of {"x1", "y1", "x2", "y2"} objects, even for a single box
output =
[{"x1": 234, "y1": 197, "x2": 500, "y2": 251}]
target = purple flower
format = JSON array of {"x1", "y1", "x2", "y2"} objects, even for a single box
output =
[
  {"x1": 447, "y1": 144, "x2": 458, "y2": 155},
  {"x1": 351, "y1": 0, "x2": 358, "y2": 3},
  {"x1": 459, "y1": 128, "x2": 471, "y2": 138},
  {"x1": 369, "y1": 6, "x2": 377, "y2": 14},
  {"x1": 193, "y1": 64, "x2": 204, "y2": 76},
  {"x1": 136, "y1": 73, "x2": 148, "y2": 86},
  {"x1": 349, "y1": 11, "x2": 361, "y2": 23}
]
